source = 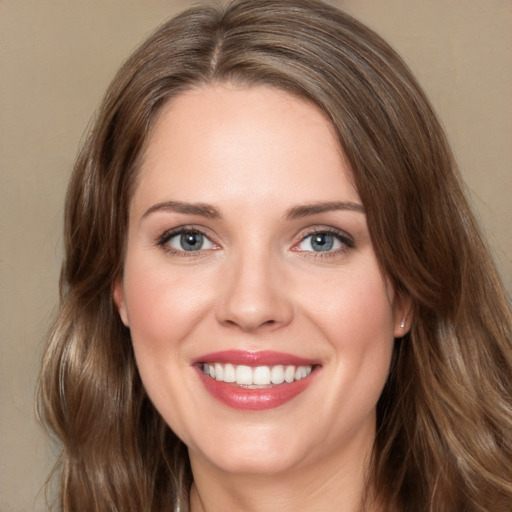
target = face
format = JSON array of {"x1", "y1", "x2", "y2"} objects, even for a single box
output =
[{"x1": 114, "y1": 84, "x2": 410, "y2": 479}]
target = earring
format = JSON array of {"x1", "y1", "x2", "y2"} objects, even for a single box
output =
[{"x1": 400, "y1": 319, "x2": 406, "y2": 329}]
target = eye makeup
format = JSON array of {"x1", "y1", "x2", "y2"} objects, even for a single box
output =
[
  {"x1": 156, "y1": 225, "x2": 219, "y2": 257},
  {"x1": 154, "y1": 223, "x2": 355, "y2": 261},
  {"x1": 291, "y1": 226, "x2": 355, "y2": 258}
]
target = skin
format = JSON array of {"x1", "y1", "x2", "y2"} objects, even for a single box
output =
[{"x1": 114, "y1": 84, "x2": 411, "y2": 512}]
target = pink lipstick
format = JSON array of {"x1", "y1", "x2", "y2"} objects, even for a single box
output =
[{"x1": 193, "y1": 350, "x2": 319, "y2": 410}]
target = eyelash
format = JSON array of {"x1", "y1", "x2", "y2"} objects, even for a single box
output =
[
  {"x1": 292, "y1": 227, "x2": 354, "y2": 257},
  {"x1": 157, "y1": 226, "x2": 217, "y2": 257},
  {"x1": 156, "y1": 226, "x2": 355, "y2": 257}
]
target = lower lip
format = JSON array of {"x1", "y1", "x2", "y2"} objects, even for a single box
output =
[{"x1": 196, "y1": 368, "x2": 315, "y2": 411}]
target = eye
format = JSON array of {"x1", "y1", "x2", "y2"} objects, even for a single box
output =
[
  {"x1": 294, "y1": 229, "x2": 353, "y2": 254},
  {"x1": 160, "y1": 229, "x2": 216, "y2": 253}
]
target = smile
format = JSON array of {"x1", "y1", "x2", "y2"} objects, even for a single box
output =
[
  {"x1": 194, "y1": 351, "x2": 318, "y2": 410},
  {"x1": 202, "y1": 363, "x2": 313, "y2": 387}
]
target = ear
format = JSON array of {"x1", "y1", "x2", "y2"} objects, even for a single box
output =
[
  {"x1": 393, "y1": 292, "x2": 413, "y2": 338},
  {"x1": 112, "y1": 278, "x2": 130, "y2": 327}
]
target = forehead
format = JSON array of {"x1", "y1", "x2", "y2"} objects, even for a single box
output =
[{"x1": 132, "y1": 84, "x2": 359, "y2": 213}]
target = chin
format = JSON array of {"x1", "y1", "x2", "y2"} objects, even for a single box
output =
[{"x1": 187, "y1": 422, "x2": 309, "y2": 476}]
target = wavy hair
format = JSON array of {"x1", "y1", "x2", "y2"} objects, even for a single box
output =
[{"x1": 38, "y1": 1, "x2": 512, "y2": 510}]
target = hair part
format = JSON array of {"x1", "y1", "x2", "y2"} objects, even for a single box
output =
[{"x1": 38, "y1": 1, "x2": 512, "y2": 510}]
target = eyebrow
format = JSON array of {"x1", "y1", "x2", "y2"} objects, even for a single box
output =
[
  {"x1": 141, "y1": 201, "x2": 222, "y2": 220},
  {"x1": 285, "y1": 201, "x2": 365, "y2": 219},
  {"x1": 141, "y1": 199, "x2": 365, "y2": 222}
]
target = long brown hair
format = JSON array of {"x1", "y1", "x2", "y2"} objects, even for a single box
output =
[{"x1": 38, "y1": 1, "x2": 512, "y2": 510}]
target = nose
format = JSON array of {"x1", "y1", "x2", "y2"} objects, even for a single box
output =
[{"x1": 215, "y1": 250, "x2": 293, "y2": 333}]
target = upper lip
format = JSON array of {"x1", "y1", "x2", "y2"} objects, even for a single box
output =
[{"x1": 192, "y1": 350, "x2": 319, "y2": 367}]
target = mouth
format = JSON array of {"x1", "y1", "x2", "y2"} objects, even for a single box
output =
[
  {"x1": 200, "y1": 362, "x2": 313, "y2": 388},
  {"x1": 194, "y1": 351, "x2": 319, "y2": 410}
]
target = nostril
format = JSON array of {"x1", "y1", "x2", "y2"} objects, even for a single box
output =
[{"x1": 222, "y1": 317, "x2": 277, "y2": 331}]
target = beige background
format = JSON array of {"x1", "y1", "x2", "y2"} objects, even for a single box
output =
[{"x1": 1, "y1": 1, "x2": 510, "y2": 510}]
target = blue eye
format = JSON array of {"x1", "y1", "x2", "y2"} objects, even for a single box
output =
[
  {"x1": 296, "y1": 230, "x2": 351, "y2": 253},
  {"x1": 309, "y1": 233, "x2": 335, "y2": 252},
  {"x1": 163, "y1": 230, "x2": 216, "y2": 252}
]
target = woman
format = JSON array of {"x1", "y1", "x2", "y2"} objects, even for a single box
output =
[{"x1": 38, "y1": 1, "x2": 512, "y2": 510}]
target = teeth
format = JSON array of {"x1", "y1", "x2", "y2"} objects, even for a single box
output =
[
  {"x1": 253, "y1": 365, "x2": 271, "y2": 385},
  {"x1": 214, "y1": 363, "x2": 224, "y2": 381},
  {"x1": 202, "y1": 362, "x2": 313, "y2": 386},
  {"x1": 295, "y1": 366, "x2": 307, "y2": 380},
  {"x1": 271, "y1": 365, "x2": 285, "y2": 384},
  {"x1": 236, "y1": 365, "x2": 253, "y2": 385},
  {"x1": 224, "y1": 363, "x2": 236, "y2": 383},
  {"x1": 284, "y1": 365, "x2": 295, "y2": 383}
]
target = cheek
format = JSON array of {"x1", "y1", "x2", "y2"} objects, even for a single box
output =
[
  {"x1": 120, "y1": 258, "x2": 212, "y2": 430},
  {"x1": 122, "y1": 255, "x2": 213, "y2": 347},
  {"x1": 302, "y1": 265, "x2": 395, "y2": 403},
  {"x1": 304, "y1": 263, "x2": 395, "y2": 343}
]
